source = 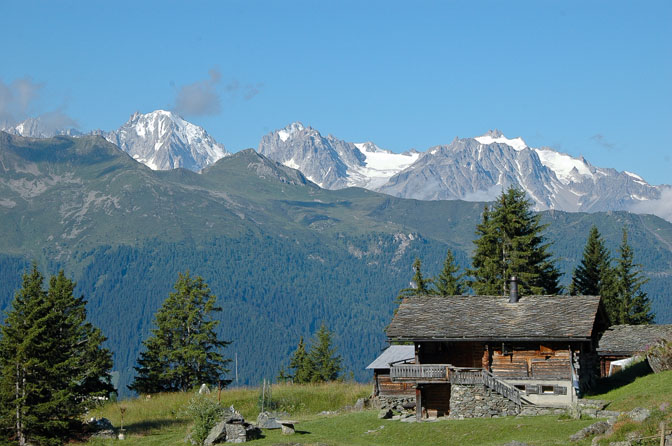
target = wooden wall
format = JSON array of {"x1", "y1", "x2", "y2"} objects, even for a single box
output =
[
  {"x1": 422, "y1": 384, "x2": 451, "y2": 416},
  {"x1": 375, "y1": 372, "x2": 415, "y2": 397},
  {"x1": 418, "y1": 341, "x2": 484, "y2": 367},
  {"x1": 490, "y1": 342, "x2": 571, "y2": 379}
]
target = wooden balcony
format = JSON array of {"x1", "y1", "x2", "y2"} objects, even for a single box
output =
[{"x1": 390, "y1": 364, "x2": 450, "y2": 382}]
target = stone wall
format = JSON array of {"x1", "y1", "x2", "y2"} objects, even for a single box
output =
[
  {"x1": 448, "y1": 384, "x2": 519, "y2": 419},
  {"x1": 372, "y1": 395, "x2": 415, "y2": 411}
]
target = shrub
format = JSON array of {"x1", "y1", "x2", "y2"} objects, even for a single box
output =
[{"x1": 183, "y1": 394, "x2": 225, "y2": 445}]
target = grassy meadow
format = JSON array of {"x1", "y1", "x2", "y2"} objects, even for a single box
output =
[{"x1": 83, "y1": 370, "x2": 672, "y2": 446}]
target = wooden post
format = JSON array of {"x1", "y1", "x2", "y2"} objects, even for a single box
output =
[
  {"x1": 218, "y1": 379, "x2": 222, "y2": 402},
  {"x1": 416, "y1": 386, "x2": 422, "y2": 422},
  {"x1": 660, "y1": 421, "x2": 665, "y2": 446}
]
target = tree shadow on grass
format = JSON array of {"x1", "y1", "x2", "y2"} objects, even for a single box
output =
[
  {"x1": 585, "y1": 360, "x2": 653, "y2": 396},
  {"x1": 124, "y1": 418, "x2": 187, "y2": 434}
]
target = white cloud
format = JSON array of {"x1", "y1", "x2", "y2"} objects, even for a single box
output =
[{"x1": 627, "y1": 186, "x2": 672, "y2": 222}]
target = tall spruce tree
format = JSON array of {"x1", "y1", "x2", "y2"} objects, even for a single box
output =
[
  {"x1": 569, "y1": 225, "x2": 615, "y2": 298},
  {"x1": 0, "y1": 266, "x2": 114, "y2": 446},
  {"x1": 307, "y1": 324, "x2": 342, "y2": 383},
  {"x1": 129, "y1": 272, "x2": 231, "y2": 393},
  {"x1": 433, "y1": 249, "x2": 465, "y2": 296},
  {"x1": 288, "y1": 336, "x2": 312, "y2": 384},
  {"x1": 469, "y1": 187, "x2": 561, "y2": 295},
  {"x1": 612, "y1": 228, "x2": 655, "y2": 325}
]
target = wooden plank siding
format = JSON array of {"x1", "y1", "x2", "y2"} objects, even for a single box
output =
[
  {"x1": 376, "y1": 373, "x2": 415, "y2": 397},
  {"x1": 490, "y1": 343, "x2": 572, "y2": 380},
  {"x1": 422, "y1": 384, "x2": 451, "y2": 417},
  {"x1": 418, "y1": 341, "x2": 484, "y2": 368}
]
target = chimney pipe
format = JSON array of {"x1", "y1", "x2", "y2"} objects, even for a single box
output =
[{"x1": 509, "y1": 276, "x2": 519, "y2": 303}]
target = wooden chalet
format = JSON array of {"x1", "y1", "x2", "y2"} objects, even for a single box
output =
[
  {"x1": 385, "y1": 286, "x2": 609, "y2": 420},
  {"x1": 596, "y1": 324, "x2": 672, "y2": 376},
  {"x1": 366, "y1": 345, "x2": 415, "y2": 399}
]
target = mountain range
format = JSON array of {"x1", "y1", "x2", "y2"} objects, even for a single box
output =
[
  {"x1": 1, "y1": 131, "x2": 671, "y2": 395},
  {"x1": 2, "y1": 111, "x2": 668, "y2": 218}
]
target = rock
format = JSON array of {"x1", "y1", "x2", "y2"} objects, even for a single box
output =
[
  {"x1": 91, "y1": 429, "x2": 116, "y2": 439},
  {"x1": 281, "y1": 424, "x2": 295, "y2": 435},
  {"x1": 400, "y1": 415, "x2": 417, "y2": 423},
  {"x1": 256, "y1": 412, "x2": 283, "y2": 429},
  {"x1": 504, "y1": 442, "x2": 530, "y2": 446},
  {"x1": 354, "y1": 398, "x2": 366, "y2": 411},
  {"x1": 378, "y1": 409, "x2": 393, "y2": 419},
  {"x1": 569, "y1": 421, "x2": 611, "y2": 441},
  {"x1": 205, "y1": 420, "x2": 228, "y2": 445},
  {"x1": 87, "y1": 417, "x2": 116, "y2": 439},
  {"x1": 627, "y1": 407, "x2": 651, "y2": 422},
  {"x1": 199, "y1": 383, "x2": 210, "y2": 394},
  {"x1": 606, "y1": 442, "x2": 631, "y2": 446}
]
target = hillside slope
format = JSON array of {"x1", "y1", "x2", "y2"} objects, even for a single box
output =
[{"x1": 1, "y1": 132, "x2": 671, "y2": 396}]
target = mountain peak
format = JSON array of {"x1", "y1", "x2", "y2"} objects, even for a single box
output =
[
  {"x1": 484, "y1": 129, "x2": 504, "y2": 138},
  {"x1": 474, "y1": 130, "x2": 527, "y2": 151},
  {"x1": 277, "y1": 122, "x2": 306, "y2": 142},
  {"x1": 105, "y1": 110, "x2": 228, "y2": 171}
]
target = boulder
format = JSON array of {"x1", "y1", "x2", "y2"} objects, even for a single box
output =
[
  {"x1": 199, "y1": 383, "x2": 211, "y2": 394},
  {"x1": 256, "y1": 411, "x2": 282, "y2": 429},
  {"x1": 354, "y1": 398, "x2": 366, "y2": 411},
  {"x1": 627, "y1": 407, "x2": 651, "y2": 422},
  {"x1": 569, "y1": 421, "x2": 611, "y2": 441}
]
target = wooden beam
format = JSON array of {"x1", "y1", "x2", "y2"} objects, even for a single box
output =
[{"x1": 416, "y1": 386, "x2": 422, "y2": 422}]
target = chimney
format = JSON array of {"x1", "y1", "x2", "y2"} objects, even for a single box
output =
[{"x1": 509, "y1": 276, "x2": 519, "y2": 303}]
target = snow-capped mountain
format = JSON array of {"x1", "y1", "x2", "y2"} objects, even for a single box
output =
[
  {"x1": 258, "y1": 122, "x2": 419, "y2": 189},
  {"x1": 103, "y1": 110, "x2": 228, "y2": 171},
  {"x1": 260, "y1": 126, "x2": 665, "y2": 214},
  {"x1": 1, "y1": 117, "x2": 82, "y2": 138}
]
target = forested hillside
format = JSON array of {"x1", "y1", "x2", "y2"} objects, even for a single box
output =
[{"x1": 1, "y1": 132, "x2": 670, "y2": 396}]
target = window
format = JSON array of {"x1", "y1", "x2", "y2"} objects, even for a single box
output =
[{"x1": 541, "y1": 385, "x2": 554, "y2": 394}]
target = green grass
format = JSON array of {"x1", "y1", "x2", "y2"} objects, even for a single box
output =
[
  {"x1": 81, "y1": 369, "x2": 672, "y2": 446},
  {"x1": 587, "y1": 364, "x2": 672, "y2": 411},
  {"x1": 82, "y1": 381, "x2": 607, "y2": 446}
]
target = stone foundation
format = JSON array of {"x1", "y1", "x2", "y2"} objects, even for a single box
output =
[
  {"x1": 448, "y1": 384, "x2": 519, "y2": 419},
  {"x1": 372, "y1": 395, "x2": 416, "y2": 411}
]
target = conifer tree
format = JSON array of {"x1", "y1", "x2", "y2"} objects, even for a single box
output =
[
  {"x1": 569, "y1": 225, "x2": 615, "y2": 298},
  {"x1": 612, "y1": 228, "x2": 654, "y2": 325},
  {"x1": 469, "y1": 187, "x2": 561, "y2": 295},
  {"x1": 307, "y1": 324, "x2": 342, "y2": 383},
  {"x1": 0, "y1": 266, "x2": 114, "y2": 446},
  {"x1": 129, "y1": 272, "x2": 231, "y2": 394},
  {"x1": 288, "y1": 336, "x2": 312, "y2": 384},
  {"x1": 433, "y1": 249, "x2": 465, "y2": 296},
  {"x1": 396, "y1": 257, "x2": 432, "y2": 304}
]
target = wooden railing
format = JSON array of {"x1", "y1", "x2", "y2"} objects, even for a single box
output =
[
  {"x1": 390, "y1": 364, "x2": 449, "y2": 381},
  {"x1": 391, "y1": 365, "x2": 525, "y2": 406},
  {"x1": 450, "y1": 367, "x2": 484, "y2": 385},
  {"x1": 482, "y1": 369, "x2": 522, "y2": 406}
]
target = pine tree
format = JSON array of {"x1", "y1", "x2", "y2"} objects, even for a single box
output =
[
  {"x1": 288, "y1": 336, "x2": 312, "y2": 384},
  {"x1": 396, "y1": 257, "x2": 432, "y2": 304},
  {"x1": 433, "y1": 249, "x2": 465, "y2": 296},
  {"x1": 469, "y1": 187, "x2": 561, "y2": 295},
  {"x1": 612, "y1": 228, "x2": 655, "y2": 325},
  {"x1": 307, "y1": 324, "x2": 342, "y2": 383},
  {"x1": 570, "y1": 225, "x2": 615, "y2": 297},
  {"x1": 129, "y1": 272, "x2": 231, "y2": 394},
  {"x1": 0, "y1": 266, "x2": 114, "y2": 446}
]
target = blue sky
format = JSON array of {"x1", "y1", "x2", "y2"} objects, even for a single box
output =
[{"x1": 1, "y1": 1, "x2": 670, "y2": 185}]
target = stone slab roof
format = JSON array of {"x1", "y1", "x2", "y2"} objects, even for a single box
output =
[
  {"x1": 386, "y1": 295, "x2": 602, "y2": 341},
  {"x1": 366, "y1": 345, "x2": 415, "y2": 370},
  {"x1": 596, "y1": 324, "x2": 672, "y2": 355}
]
